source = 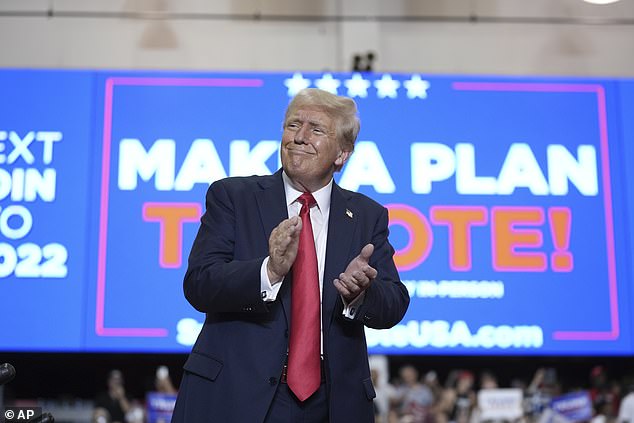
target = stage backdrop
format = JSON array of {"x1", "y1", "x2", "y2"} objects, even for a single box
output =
[{"x1": 0, "y1": 69, "x2": 633, "y2": 355}]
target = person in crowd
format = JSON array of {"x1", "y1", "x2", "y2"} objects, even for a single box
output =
[
  {"x1": 590, "y1": 366, "x2": 621, "y2": 420},
  {"x1": 172, "y1": 88, "x2": 409, "y2": 422},
  {"x1": 479, "y1": 371, "x2": 498, "y2": 391},
  {"x1": 435, "y1": 371, "x2": 476, "y2": 423},
  {"x1": 94, "y1": 370, "x2": 131, "y2": 423},
  {"x1": 392, "y1": 365, "x2": 434, "y2": 423},
  {"x1": 525, "y1": 368, "x2": 558, "y2": 421},
  {"x1": 424, "y1": 370, "x2": 444, "y2": 415},
  {"x1": 154, "y1": 365, "x2": 177, "y2": 395},
  {"x1": 449, "y1": 371, "x2": 476, "y2": 423},
  {"x1": 372, "y1": 366, "x2": 398, "y2": 423},
  {"x1": 618, "y1": 383, "x2": 634, "y2": 423}
]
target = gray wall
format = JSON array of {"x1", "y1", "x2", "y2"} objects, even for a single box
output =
[{"x1": 1, "y1": 0, "x2": 633, "y2": 76}]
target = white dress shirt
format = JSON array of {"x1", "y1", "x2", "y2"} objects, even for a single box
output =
[{"x1": 259, "y1": 172, "x2": 364, "y2": 333}]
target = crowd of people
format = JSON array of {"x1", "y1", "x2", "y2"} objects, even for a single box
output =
[
  {"x1": 86, "y1": 361, "x2": 634, "y2": 423},
  {"x1": 371, "y1": 362, "x2": 634, "y2": 423},
  {"x1": 92, "y1": 367, "x2": 177, "y2": 423}
]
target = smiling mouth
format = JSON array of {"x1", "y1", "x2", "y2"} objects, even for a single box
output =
[{"x1": 286, "y1": 148, "x2": 314, "y2": 155}]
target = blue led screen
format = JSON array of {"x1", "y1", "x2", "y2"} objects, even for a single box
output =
[{"x1": 0, "y1": 69, "x2": 633, "y2": 355}]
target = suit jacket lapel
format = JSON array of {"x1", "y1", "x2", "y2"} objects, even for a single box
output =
[
  {"x1": 254, "y1": 169, "x2": 288, "y2": 241},
  {"x1": 254, "y1": 169, "x2": 292, "y2": 328},
  {"x1": 322, "y1": 183, "x2": 356, "y2": 335}
]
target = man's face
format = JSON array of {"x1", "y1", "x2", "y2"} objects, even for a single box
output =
[
  {"x1": 108, "y1": 372, "x2": 123, "y2": 389},
  {"x1": 400, "y1": 366, "x2": 418, "y2": 384},
  {"x1": 281, "y1": 107, "x2": 350, "y2": 192}
]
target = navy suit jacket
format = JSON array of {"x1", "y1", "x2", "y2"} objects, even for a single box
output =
[{"x1": 172, "y1": 170, "x2": 409, "y2": 422}]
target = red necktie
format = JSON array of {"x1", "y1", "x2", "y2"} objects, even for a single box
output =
[{"x1": 287, "y1": 192, "x2": 321, "y2": 401}]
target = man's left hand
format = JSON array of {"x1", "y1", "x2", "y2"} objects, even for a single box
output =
[{"x1": 333, "y1": 244, "x2": 378, "y2": 302}]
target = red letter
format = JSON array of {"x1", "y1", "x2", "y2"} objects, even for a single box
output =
[
  {"x1": 386, "y1": 204, "x2": 433, "y2": 271},
  {"x1": 492, "y1": 206, "x2": 546, "y2": 271},
  {"x1": 143, "y1": 202, "x2": 201, "y2": 268},
  {"x1": 430, "y1": 206, "x2": 487, "y2": 271},
  {"x1": 549, "y1": 207, "x2": 573, "y2": 272}
]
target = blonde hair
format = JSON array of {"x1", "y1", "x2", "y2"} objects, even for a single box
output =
[{"x1": 284, "y1": 88, "x2": 360, "y2": 152}]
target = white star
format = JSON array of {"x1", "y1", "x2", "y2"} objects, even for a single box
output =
[
  {"x1": 343, "y1": 73, "x2": 371, "y2": 98},
  {"x1": 284, "y1": 73, "x2": 311, "y2": 97},
  {"x1": 404, "y1": 75, "x2": 430, "y2": 99},
  {"x1": 314, "y1": 73, "x2": 341, "y2": 94},
  {"x1": 374, "y1": 74, "x2": 401, "y2": 99}
]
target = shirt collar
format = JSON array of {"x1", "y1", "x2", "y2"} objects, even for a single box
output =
[{"x1": 282, "y1": 171, "x2": 333, "y2": 212}]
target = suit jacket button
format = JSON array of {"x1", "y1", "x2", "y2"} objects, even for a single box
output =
[{"x1": 269, "y1": 377, "x2": 278, "y2": 385}]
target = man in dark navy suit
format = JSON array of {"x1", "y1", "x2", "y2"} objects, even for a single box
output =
[{"x1": 172, "y1": 88, "x2": 409, "y2": 422}]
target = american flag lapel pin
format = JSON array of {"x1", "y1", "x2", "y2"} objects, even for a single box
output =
[{"x1": 345, "y1": 209, "x2": 353, "y2": 219}]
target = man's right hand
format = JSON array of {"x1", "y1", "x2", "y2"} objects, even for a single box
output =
[{"x1": 267, "y1": 216, "x2": 302, "y2": 283}]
